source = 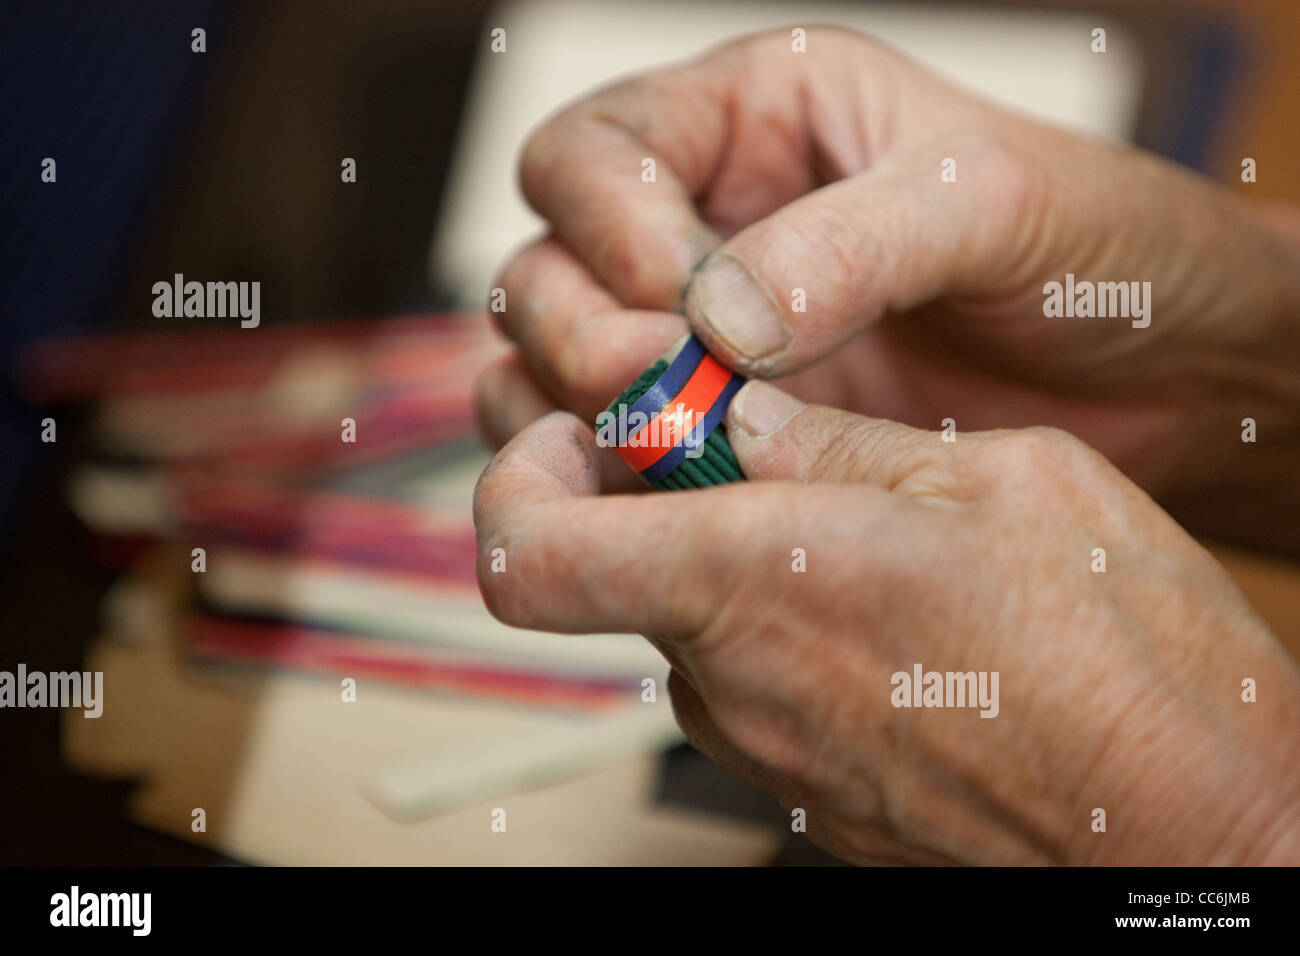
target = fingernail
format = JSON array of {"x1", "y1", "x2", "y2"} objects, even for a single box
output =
[
  {"x1": 730, "y1": 381, "x2": 804, "y2": 437},
  {"x1": 688, "y1": 254, "x2": 792, "y2": 360}
]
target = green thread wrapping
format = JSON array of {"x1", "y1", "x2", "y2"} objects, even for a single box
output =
[{"x1": 604, "y1": 359, "x2": 746, "y2": 490}]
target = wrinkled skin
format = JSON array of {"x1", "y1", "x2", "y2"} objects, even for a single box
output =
[{"x1": 472, "y1": 27, "x2": 1300, "y2": 864}]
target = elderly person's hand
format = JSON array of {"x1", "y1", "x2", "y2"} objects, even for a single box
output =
[
  {"x1": 479, "y1": 26, "x2": 1300, "y2": 550},
  {"x1": 473, "y1": 394, "x2": 1300, "y2": 864},
  {"x1": 471, "y1": 25, "x2": 1300, "y2": 865}
]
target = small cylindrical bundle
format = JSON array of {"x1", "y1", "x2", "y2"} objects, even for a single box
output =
[{"x1": 597, "y1": 335, "x2": 747, "y2": 490}]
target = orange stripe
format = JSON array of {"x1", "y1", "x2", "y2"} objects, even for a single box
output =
[{"x1": 617, "y1": 354, "x2": 731, "y2": 471}]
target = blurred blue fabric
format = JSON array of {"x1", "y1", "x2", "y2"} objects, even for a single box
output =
[{"x1": 0, "y1": 0, "x2": 224, "y2": 538}]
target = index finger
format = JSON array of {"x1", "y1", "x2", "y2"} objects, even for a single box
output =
[{"x1": 518, "y1": 28, "x2": 878, "y2": 309}]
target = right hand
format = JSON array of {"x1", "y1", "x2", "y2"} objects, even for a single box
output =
[{"x1": 481, "y1": 26, "x2": 1300, "y2": 549}]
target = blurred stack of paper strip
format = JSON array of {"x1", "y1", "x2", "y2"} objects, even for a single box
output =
[{"x1": 22, "y1": 314, "x2": 777, "y2": 864}]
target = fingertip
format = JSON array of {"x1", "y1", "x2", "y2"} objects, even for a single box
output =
[
  {"x1": 728, "y1": 380, "x2": 807, "y2": 439},
  {"x1": 474, "y1": 411, "x2": 600, "y2": 524},
  {"x1": 521, "y1": 409, "x2": 602, "y2": 493},
  {"x1": 724, "y1": 381, "x2": 811, "y2": 481}
]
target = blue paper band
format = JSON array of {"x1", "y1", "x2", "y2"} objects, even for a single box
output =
[
  {"x1": 622, "y1": 335, "x2": 706, "y2": 439},
  {"x1": 639, "y1": 371, "x2": 745, "y2": 482}
]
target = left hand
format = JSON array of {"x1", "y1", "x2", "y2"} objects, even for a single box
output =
[{"x1": 472, "y1": 385, "x2": 1300, "y2": 865}]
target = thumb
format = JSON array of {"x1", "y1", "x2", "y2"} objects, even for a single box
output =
[
  {"x1": 685, "y1": 139, "x2": 1028, "y2": 377},
  {"x1": 725, "y1": 380, "x2": 945, "y2": 488}
]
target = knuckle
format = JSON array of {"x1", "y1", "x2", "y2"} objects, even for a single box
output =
[
  {"x1": 666, "y1": 675, "x2": 705, "y2": 737},
  {"x1": 743, "y1": 23, "x2": 875, "y2": 55},
  {"x1": 710, "y1": 697, "x2": 812, "y2": 782},
  {"x1": 810, "y1": 23, "x2": 884, "y2": 57},
  {"x1": 986, "y1": 146, "x2": 1047, "y2": 236},
  {"x1": 707, "y1": 29, "x2": 781, "y2": 64},
  {"x1": 587, "y1": 221, "x2": 666, "y2": 307},
  {"x1": 552, "y1": 332, "x2": 599, "y2": 402},
  {"x1": 943, "y1": 130, "x2": 1039, "y2": 198},
  {"x1": 806, "y1": 419, "x2": 888, "y2": 482},
  {"x1": 551, "y1": 327, "x2": 622, "y2": 417},
  {"x1": 488, "y1": 242, "x2": 545, "y2": 339},
  {"x1": 766, "y1": 209, "x2": 863, "y2": 289},
  {"x1": 491, "y1": 246, "x2": 529, "y2": 302},
  {"x1": 961, "y1": 134, "x2": 1054, "y2": 262},
  {"x1": 981, "y1": 426, "x2": 1083, "y2": 483},
  {"x1": 519, "y1": 121, "x2": 567, "y2": 205},
  {"x1": 955, "y1": 131, "x2": 1029, "y2": 184},
  {"x1": 806, "y1": 418, "x2": 944, "y2": 494},
  {"x1": 470, "y1": 357, "x2": 508, "y2": 432}
]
